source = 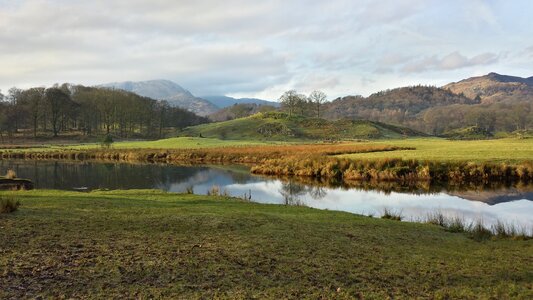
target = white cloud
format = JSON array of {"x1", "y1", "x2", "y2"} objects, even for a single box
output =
[
  {"x1": 401, "y1": 52, "x2": 500, "y2": 73},
  {"x1": 0, "y1": 0, "x2": 531, "y2": 98}
]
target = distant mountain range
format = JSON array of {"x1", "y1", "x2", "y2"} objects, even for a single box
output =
[
  {"x1": 99, "y1": 73, "x2": 532, "y2": 135},
  {"x1": 99, "y1": 80, "x2": 276, "y2": 116}
]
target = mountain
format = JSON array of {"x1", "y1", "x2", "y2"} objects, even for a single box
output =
[
  {"x1": 180, "y1": 112, "x2": 425, "y2": 141},
  {"x1": 444, "y1": 72, "x2": 533, "y2": 103},
  {"x1": 201, "y1": 95, "x2": 279, "y2": 108},
  {"x1": 99, "y1": 80, "x2": 218, "y2": 116}
]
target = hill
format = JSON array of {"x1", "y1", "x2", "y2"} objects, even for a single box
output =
[
  {"x1": 318, "y1": 74, "x2": 533, "y2": 135},
  {"x1": 99, "y1": 80, "x2": 218, "y2": 116},
  {"x1": 320, "y1": 86, "x2": 478, "y2": 132},
  {"x1": 201, "y1": 95, "x2": 279, "y2": 108},
  {"x1": 208, "y1": 103, "x2": 278, "y2": 121},
  {"x1": 443, "y1": 72, "x2": 533, "y2": 103},
  {"x1": 180, "y1": 112, "x2": 424, "y2": 140}
]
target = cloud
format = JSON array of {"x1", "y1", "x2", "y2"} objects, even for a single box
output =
[
  {"x1": 0, "y1": 0, "x2": 530, "y2": 98},
  {"x1": 401, "y1": 52, "x2": 499, "y2": 73}
]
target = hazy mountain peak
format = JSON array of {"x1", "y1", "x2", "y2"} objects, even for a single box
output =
[
  {"x1": 100, "y1": 79, "x2": 194, "y2": 100},
  {"x1": 99, "y1": 79, "x2": 218, "y2": 116}
]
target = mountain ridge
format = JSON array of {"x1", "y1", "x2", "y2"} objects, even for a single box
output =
[{"x1": 99, "y1": 80, "x2": 218, "y2": 116}]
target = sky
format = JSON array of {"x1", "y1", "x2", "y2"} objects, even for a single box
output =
[{"x1": 1, "y1": 0, "x2": 532, "y2": 100}]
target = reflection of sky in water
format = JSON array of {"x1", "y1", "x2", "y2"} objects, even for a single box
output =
[
  {"x1": 221, "y1": 181, "x2": 533, "y2": 231},
  {"x1": 2, "y1": 160, "x2": 532, "y2": 231}
]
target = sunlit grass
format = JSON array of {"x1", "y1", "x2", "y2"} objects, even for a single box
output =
[{"x1": 338, "y1": 137, "x2": 533, "y2": 164}]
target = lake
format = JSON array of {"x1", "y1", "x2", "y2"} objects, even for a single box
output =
[{"x1": 2, "y1": 160, "x2": 532, "y2": 232}]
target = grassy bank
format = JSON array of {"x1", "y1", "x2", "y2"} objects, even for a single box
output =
[{"x1": 0, "y1": 190, "x2": 531, "y2": 299}]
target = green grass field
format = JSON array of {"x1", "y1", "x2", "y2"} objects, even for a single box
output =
[
  {"x1": 1, "y1": 190, "x2": 532, "y2": 299},
  {"x1": 341, "y1": 138, "x2": 533, "y2": 164},
  {"x1": 0, "y1": 137, "x2": 275, "y2": 152}
]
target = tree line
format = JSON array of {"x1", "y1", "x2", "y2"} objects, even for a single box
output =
[{"x1": 0, "y1": 84, "x2": 208, "y2": 140}]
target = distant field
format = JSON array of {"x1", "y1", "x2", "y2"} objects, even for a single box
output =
[
  {"x1": 1, "y1": 190, "x2": 531, "y2": 298},
  {"x1": 340, "y1": 138, "x2": 533, "y2": 164},
  {"x1": 0, "y1": 137, "x2": 276, "y2": 152}
]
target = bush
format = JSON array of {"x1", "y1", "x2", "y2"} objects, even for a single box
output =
[{"x1": 0, "y1": 197, "x2": 20, "y2": 213}]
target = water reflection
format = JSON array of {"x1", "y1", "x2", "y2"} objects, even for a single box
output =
[{"x1": 1, "y1": 160, "x2": 532, "y2": 230}]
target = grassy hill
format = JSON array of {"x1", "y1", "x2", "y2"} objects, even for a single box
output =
[{"x1": 179, "y1": 112, "x2": 424, "y2": 141}]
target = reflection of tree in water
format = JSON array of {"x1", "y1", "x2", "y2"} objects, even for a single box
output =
[
  {"x1": 279, "y1": 180, "x2": 307, "y2": 205},
  {"x1": 309, "y1": 186, "x2": 327, "y2": 200}
]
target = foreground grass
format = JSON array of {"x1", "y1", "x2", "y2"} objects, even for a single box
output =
[
  {"x1": 340, "y1": 138, "x2": 533, "y2": 164},
  {"x1": 1, "y1": 190, "x2": 532, "y2": 299}
]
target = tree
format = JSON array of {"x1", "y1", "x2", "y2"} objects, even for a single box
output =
[
  {"x1": 45, "y1": 87, "x2": 72, "y2": 137},
  {"x1": 308, "y1": 90, "x2": 327, "y2": 118},
  {"x1": 20, "y1": 87, "x2": 45, "y2": 137},
  {"x1": 6, "y1": 87, "x2": 23, "y2": 133},
  {"x1": 279, "y1": 90, "x2": 300, "y2": 117}
]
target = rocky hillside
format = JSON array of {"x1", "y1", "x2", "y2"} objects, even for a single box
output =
[
  {"x1": 99, "y1": 80, "x2": 218, "y2": 116},
  {"x1": 444, "y1": 72, "x2": 533, "y2": 103}
]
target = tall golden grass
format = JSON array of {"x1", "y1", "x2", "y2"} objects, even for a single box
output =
[{"x1": 1, "y1": 143, "x2": 531, "y2": 183}]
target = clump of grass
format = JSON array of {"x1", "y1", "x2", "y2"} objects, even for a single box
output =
[
  {"x1": 469, "y1": 220, "x2": 493, "y2": 241},
  {"x1": 381, "y1": 208, "x2": 402, "y2": 221},
  {"x1": 491, "y1": 221, "x2": 532, "y2": 240},
  {"x1": 5, "y1": 169, "x2": 17, "y2": 179},
  {"x1": 446, "y1": 216, "x2": 468, "y2": 233},
  {"x1": 0, "y1": 196, "x2": 20, "y2": 213},
  {"x1": 185, "y1": 185, "x2": 194, "y2": 194},
  {"x1": 425, "y1": 211, "x2": 446, "y2": 227},
  {"x1": 207, "y1": 185, "x2": 220, "y2": 196}
]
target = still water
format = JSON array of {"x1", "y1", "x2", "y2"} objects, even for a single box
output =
[{"x1": 2, "y1": 160, "x2": 532, "y2": 231}]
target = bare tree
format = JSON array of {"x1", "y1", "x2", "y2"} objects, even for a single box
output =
[
  {"x1": 308, "y1": 90, "x2": 327, "y2": 118},
  {"x1": 279, "y1": 90, "x2": 300, "y2": 117},
  {"x1": 45, "y1": 87, "x2": 72, "y2": 137}
]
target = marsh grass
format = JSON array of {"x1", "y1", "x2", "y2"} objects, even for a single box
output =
[
  {"x1": 0, "y1": 196, "x2": 20, "y2": 213},
  {"x1": 381, "y1": 207, "x2": 403, "y2": 221},
  {"x1": 422, "y1": 213, "x2": 532, "y2": 240},
  {"x1": 206, "y1": 185, "x2": 229, "y2": 197}
]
